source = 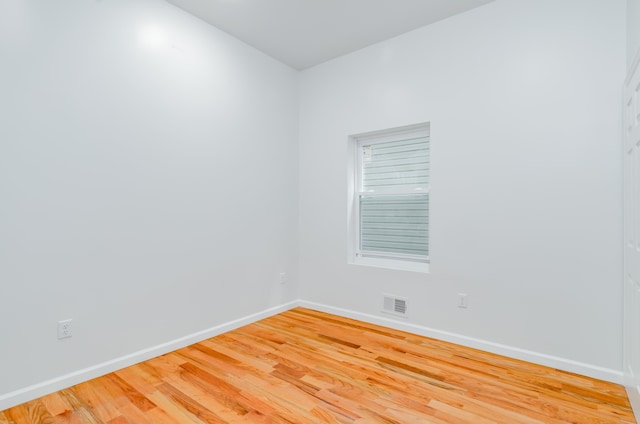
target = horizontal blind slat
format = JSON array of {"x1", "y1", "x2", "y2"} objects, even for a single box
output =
[
  {"x1": 360, "y1": 194, "x2": 429, "y2": 257},
  {"x1": 365, "y1": 157, "x2": 429, "y2": 170},
  {"x1": 369, "y1": 136, "x2": 429, "y2": 150},
  {"x1": 363, "y1": 136, "x2": 429, "y2": 192}
]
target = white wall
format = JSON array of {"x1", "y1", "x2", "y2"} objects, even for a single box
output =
[
  {"x1": 0, "y1": 0, "x2": 298, "y2": 399},
  {"x1": 298, "y1": 0, "x2": 626, "y2": 377},
  {"x1": 0, "y1": 0, "x2": 628, "y2": 408},
  {"x1": 629, "y1": 0, "x2": 640, "y2": 69}
]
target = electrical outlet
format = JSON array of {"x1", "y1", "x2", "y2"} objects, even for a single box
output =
[
  {"x1": 57, "y1": 319, "x2": 72, "y2": 339},
  {"x1": 279, "y1": 272, "x2": 287, "y2": 285},
  {"x1": 458, "y1": 293, "x2": 468, "y2": 309}
]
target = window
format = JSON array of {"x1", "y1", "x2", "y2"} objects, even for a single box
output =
[{"x1": 349, "y1": 123, "x2": 430, "y2": 272}]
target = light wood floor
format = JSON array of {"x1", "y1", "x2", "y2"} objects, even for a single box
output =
[{"x1": 0, "y1": 308, "x2": 636, "y2": 423}]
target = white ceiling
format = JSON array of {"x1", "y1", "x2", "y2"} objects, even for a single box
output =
[{"x1": 164, "y1": 0, "x2": 494, "y2": 70}]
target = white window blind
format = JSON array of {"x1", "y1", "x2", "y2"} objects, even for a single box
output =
[{"x1": 357, "y1": 134, "x2": 429, "y2": 262}]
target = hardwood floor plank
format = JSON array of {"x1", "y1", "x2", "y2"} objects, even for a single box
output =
[
  {"x1": 146, "y1": 389, "x2": 206, "y2": 424},
  {"x1": 109, "y1": 396, "x2": 154, "y2": 424},
  {"x1": 0, "y1": 411, "x2": 9, "y2": 424},
  {"x1": 177, "y1": 362, "x2": 253, "y2": 416},
  {"x1": 39, "y1": 392, "x2": 72, "y2": 418},
  {"x1": 112, "y1": 367, "x2": 156, "y2": 398},
  {"x1": 102, "y1": 374, "x2": 157, "y2": 413},
  {"x1": 3, "y1": 405, "x2": 30, "y2": 424},
  {"x1": 1, "y1": 307, "x2": 635, "y2": 423}
]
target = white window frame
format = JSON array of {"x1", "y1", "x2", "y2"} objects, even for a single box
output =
[{"x1": 348, "y1": 122, "x2": 430, "y2": 273}]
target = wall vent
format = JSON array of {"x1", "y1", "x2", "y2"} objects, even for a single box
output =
[{"x1": 382, "y1": 294, "x2": 408, "y2": 317}]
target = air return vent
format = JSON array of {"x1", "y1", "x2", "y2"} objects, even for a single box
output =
[{"x1": 382, "y1": 294, "x2": 408, "y2": 317}]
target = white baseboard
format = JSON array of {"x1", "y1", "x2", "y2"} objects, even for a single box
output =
[
  {"x1": 627, "y1": 385, "x2": 640, "y2": 419},
  {"x1": 299, "y1": 300, "x2": 624, "y2": 385},
  {"x1": 624, "y1": 365, "x2": 640, "y2": 420},
  {"x1": 0, "y1": 301, "x2": 298, "y2": 411}
]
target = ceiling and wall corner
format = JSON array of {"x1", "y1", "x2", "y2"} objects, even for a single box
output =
[{"x1": 164, "y1": 0, "x2": 495, "y2": 70}]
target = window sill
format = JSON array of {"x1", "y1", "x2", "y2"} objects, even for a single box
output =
[{"x1": 350, "y1": 255, "x2": 430, "y2": 273}]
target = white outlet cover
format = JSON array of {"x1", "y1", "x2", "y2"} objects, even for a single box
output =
[
  {"x1": 458, "y1": 293, "x2": 469, "y2": 309},
  {"x1": 57, "y1": 319, "x2": 72, "y2": 339}
]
